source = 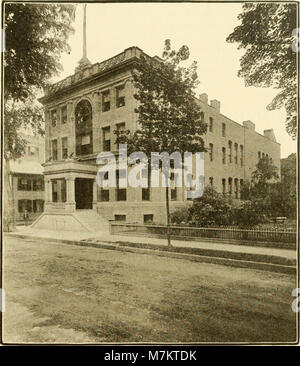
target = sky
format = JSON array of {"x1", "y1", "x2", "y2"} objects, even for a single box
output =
[{"x1": 53, "y1": 2, "x2": 297, "y2": 158}]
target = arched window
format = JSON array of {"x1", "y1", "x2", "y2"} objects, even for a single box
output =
[
  {"x1": 75, "y1": 100, "x2": 92, "y2": 127},
  {"x1": 75, "y1": 100, "x2": 93, "y2": 156},
  {"x1": 200, "y1": 111, "x2": 205, "y2": 123}
]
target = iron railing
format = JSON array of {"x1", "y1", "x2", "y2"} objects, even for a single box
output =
[{"x1": 110, "y1": 222, "x2": 296, "y2": 244}]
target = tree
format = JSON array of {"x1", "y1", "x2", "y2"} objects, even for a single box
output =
[
  {"x1": 188, "y1": 187, "x2": 234, "y2": 227},
  {"x1": 3, "y1": 3, "x2": 75, "y2": 230},
  {"x1": 252, "y1": 156, "x2": 279, "y2": 186},
  {"x1": 116, "y1": 40, "x2": 207, "y2": 245},
  {"x1": 240, "y1": 156, "x2": 296, "y2": 219},
  {"x1": 227, "y1": 3, "x2": 297, "y2": 138},
  {"x1": 281, "y1": 153, "x2": 296, "y2": 195}
]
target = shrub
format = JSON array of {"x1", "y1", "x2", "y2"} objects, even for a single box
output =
[
  {"x1": 170, "y1": 207, "x2": 190, "y2": 225},
  {"x1": 231, "y1": 200, "x2": 266, "y2": 228},
  {"x1": 189, "y1": 187, "x2": 234, "y2": 227}
]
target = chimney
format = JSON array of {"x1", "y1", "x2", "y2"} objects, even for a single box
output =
[
  {"x1": 210, "y1": 99, "x2": 220, "y2": 112},
  {"x1": 264, "y1": 129, "x2": 276, "y2": 142},
  {"x1": 243, "y1": 120, "x2": 255, "y2": 131},
  {"x1": 199, "y1": 93, "x2": 208, "y2": 104}
]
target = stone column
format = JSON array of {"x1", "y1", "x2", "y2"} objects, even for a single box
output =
[
  {"x1": 44, "y1": 178, "x2": 52, "y2": 212},
  {"x1": 45, "y1": 178, "x2": 51, "y2": 203},
  {"x1": 65, "y1": 177, "x2": 76, "y2": 212},
  {"x1": 68, "y1": 101, "x2": 75, "y2": 157},
  {"x1": 93, "y1": 178, "x2": 98, "y2": 210},
  {"x1": 45, "y1": 110, "x2": 51, "y2": 161}
]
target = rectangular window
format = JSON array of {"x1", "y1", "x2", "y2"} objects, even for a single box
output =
[
  {"x1": 116, "y1": 122, "x2": 125, "y2": 134},
  {"x1": 222, "y1": 178, "x2": 226, "y2": 195},
  {"x1": 18, "y1": 178, "x2": 27, "y2": 191},
  {"x1": 102, "y1": 90, "x2": 110, "y2": 112},
  {"x1": 25, "y1": 199, "x2": 33, "y2": 212},
  {"x1": 240, "y1": 179, "x2": 244, "y2": 199},
  {"x1": 24, "y1": 178, "x2": 32, "y2": 191},
  {"x1": 222, "y1": 123, "x2": 226, "y2": 137},
  {"x1": 51, "y1": 109, "x2": 57, "y2": 127},
  {"x1": 32, "y1": 179, "x2": 38, "y2": 191},
  {"x1": 240, "y1": 145, "x2": 244, "y2": 166},
  {"x1": 222, "y1": 147, "x2": 226, "y2": 164},
  {"x1": 62, "y1": 137, "x2": 68, "y2": 159},
  {"x1": 61, "y1": 179, "x2": 66, "y2": 203},
  {"x1": 18, "y1": 200, "x2": 23, "y2": 213},
  {"x1": 228, "y1": 141, "x2": 232, "y2": 163},
  {"x1": 98, "y1": 188, "x2": 109, "y2": 202},
  {"x1": 144, "y1": 214, "x2": 154, "y2": 224},
  {"x1": 258, "y1": 151, "x2": 261, "y2": 160},
  {"x1": 61, "y1": 106, "x2": 67, "y2": 124},
  {"x1": 234, "y1": 178, "x2": 239, "y2": 199},
  {"x1": 36, "y1": 178, "x2": 44, "y2": 191},
  {"x1": 102, "y1": 127, "x2": 111, "y2": 151},
  {"x1": 76, "y1": 134, "x2": 92, "y2": 156},
  {"x1": 115, "y1": 214, "x2": 126, "y2": 222},
  {"x1": 209, "y1": 117, "x2": 213, "y2": 132},
  {"x1": 228, "y1": 177, "x2": 232, "y2": 195},
  {"x1": 234, "y1": 143, "x2": 238, "y2": 164},
  {"x1": 209, "y1": 143, "x2": 213, "y2": 162},
  {"x1": 52, "y1": 139, "x2": 58, "y2": 161},
  {"x1": 171, "y1": 188, "x2": 177, "y2": 201},
  {"x1": 116, "y1": 85, "x2": 125, "y2": 108},
  {"x1": 142, "y1": 187, "x2": 150, "y2": 201},
  {"x1": 209, "y1": 177, "x2": 214, "y2": 187},
  {"x1": 52, "y1": 180, "x2": 58, "y2": 202},
  {"x1": 117, "y1": 188, "x2": 127, "y2": 201}
]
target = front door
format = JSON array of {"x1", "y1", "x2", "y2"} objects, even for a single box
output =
[{"x1": 75, "y1": 178, "x2": 93, "y2": 209}]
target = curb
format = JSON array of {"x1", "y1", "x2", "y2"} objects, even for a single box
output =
[{"x1": 5, "y1": 233, "x2": 296, "y2": 275}]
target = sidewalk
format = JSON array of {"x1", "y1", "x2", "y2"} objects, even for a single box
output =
[{"x1": 7, "y1": 225, "x2": 296, "y2": 261}]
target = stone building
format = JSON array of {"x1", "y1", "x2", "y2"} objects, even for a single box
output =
[
  {"x1": 33, "y1": 46, "x2": 280, "y2": 231},
  {"x1": 9, "y1": 134, "x2": 45, "y2": 223}
]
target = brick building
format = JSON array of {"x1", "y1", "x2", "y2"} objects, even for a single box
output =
[
  {"x1": 33, "y1": 47, "x2": 280, "y2": 231},
  {"x1": 9, "y1": 134, "x2": 45, "y2": 223}
]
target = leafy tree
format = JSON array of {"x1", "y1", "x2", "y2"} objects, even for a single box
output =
[
  {"x1": 3, "y1": 3, "x2": 75, "y2": 230},
  {"x1": 240, "y1": 156, "x2": 296, "y2": 219},
  {"x1": 252, "y1": 156, "x2": 279, "y2": 185},
  {"x1": 188, "y1": 187, "x2": 234, "y2": 227},
  {"x1": 281, "y1": 153, "x2": 296, "y2": 195},
  {"x1": 116, "y1": 40, "x2": 207, "y2": 245},
  {"x1": 227, "y1": 3, "x2": 297, "y2": 138},
  {"x1": 231, "y1": 200, "x2": 265, "y2": 228}
]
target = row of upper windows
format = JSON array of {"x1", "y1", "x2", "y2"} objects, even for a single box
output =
[
  {"x1": 207, "y1": 177, "x2": 244, "y2": 199},
  {"x1": 50, "y1": 122, "x2": 126, "y2": 159},
  {"x1": 50, "y1": 85, "x2": 126, "y2": 128},
  {"x1": 18, "y1": 177, "x2": 44, "y2": 191},
  {"x1": 208, "y1": 142, "x2": 244, "y2": 166},
  {"x1": 97, "y1": 186, "x2": 178, "y2": 203},
  {"x1": 200, "y1": 112, "x2": 226, "y2": 137},
  {"x1": 258, "y1": 151, "x2": 272, "y2": 163}
]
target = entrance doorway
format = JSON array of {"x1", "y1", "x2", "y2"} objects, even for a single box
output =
[{"x1": 75, "y1": 178, "x2": 93, "y2": 209}]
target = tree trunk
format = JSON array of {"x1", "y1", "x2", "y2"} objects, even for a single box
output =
[
  {"x1": 3, "y1": 158, "x2": 16, "y2": 232},
  {"x1": 165, "y1": 186, "x2": 172, "y2": 247}
]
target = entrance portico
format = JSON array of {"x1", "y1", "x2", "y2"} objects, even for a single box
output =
[{"x1": 43, "y1": 160, "x2": 98, "y2": 213}]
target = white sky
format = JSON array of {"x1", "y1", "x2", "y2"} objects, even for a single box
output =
[{"x1": 53, "y1": 3, "x2": 297, "y2": 158}]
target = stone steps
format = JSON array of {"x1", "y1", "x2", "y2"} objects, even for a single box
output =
[{"x1": 73, "y1": 210, "x2": 109, "y2": 233}]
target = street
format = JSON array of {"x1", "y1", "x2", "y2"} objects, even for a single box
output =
[{"x1": 3, "y1": 235, "x2": 297, "y2": 343}]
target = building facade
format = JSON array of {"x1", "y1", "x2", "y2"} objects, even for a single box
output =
[
  {"x1": 36, "y1": 47, "x2": 280, "y2": 229},
  {"x1": 10, "y1": 134, "x2": 45, "y2": 223}
]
